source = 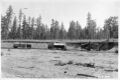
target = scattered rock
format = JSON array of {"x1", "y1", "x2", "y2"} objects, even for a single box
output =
[
  {"x1": 76, "y1": 73, "x2": 98, "y2": 78},
  {"x1": 54, "y1": 61, "x2": 66, "y2": 66},
  {"x1": 84, "y1": 63, "x2": 95, "y2": 68},
  {"x1": 75, "y1": 62, "x2": 95, "y2": 68},
  {"x1": 67, "y1": 60, "x2": 73, "y2": 64},
  {"x1": 64, "y1": 71, "x2": 67, "y2": 73},
  {"x1": 1, "y1": 52, "x2": 4, "y2": 56},
  {"x1": 104, "y1": 69, "x2": 118, "y2": 72}
]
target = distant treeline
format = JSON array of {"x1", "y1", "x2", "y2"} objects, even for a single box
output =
[{"x1": 1, "y1": 5, "x2": 118, "y2": 40}]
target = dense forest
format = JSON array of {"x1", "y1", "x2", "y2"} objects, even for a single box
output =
[{"x1": 1, "y1": 5, "x2": 118, "y2": 40}]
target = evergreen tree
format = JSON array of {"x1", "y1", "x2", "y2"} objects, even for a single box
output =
[
  {"x1": 31, "y1": 17, "x2": 35, "y2": 39},
  {"x1": 9, "y1": 16, "x2": 17, "y2": 39},
  {"x1": 95, "y1": 28, "x2": 104, "y2": 39},
  {"x1": 22, "y1": 15, "x2": 27, "y2": 39},
  {"x1": 67, "y1": 21, "x2": 76, "y2": 39},
  {"x1": 1, "y1": 5, "x2": 13, "y2": 39},
  {"x1": 75, "y1": 21, "x2": 82, "y2": 39},
  {"x1": 18, "y1": 9, "x2": 23, "y2": 39},
  {"x1": 1, "y1": 15, "x2": 6, "y2": 39},
  {"x1": 59, "y1": 23, "x2": 67, "y2": 39},
  {"x1": 2, "y1": 6, "x2": 118, "y2": 40},
  {"x1": 50, "y1": 19, "x2": 55, "y2": 39},
  {"x1": 86, "y1": 12, "x2": 96, "y2": 39},
  {"x1": 103, "y1": 16, "x2": 118, "y2": 39},
  {"x1": 44, "y1": 25, "x2": 50, "y2": 39},
  {"x1": 50, "y1": 19, "x2": 60, "y2": 39},
  {"x1": 35, "y1": 16, "x2": 43, "y2": 39},
  {"x1": 26, "y1": 16, "x2": 32, "y2": 39},
  {"x1": 16, "y1": 26, "x2": 21, "y2": 39}
]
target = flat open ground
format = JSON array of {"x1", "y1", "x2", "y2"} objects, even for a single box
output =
[{"x1": 1, "y1": 49, "x2": 118, "y2": 78}]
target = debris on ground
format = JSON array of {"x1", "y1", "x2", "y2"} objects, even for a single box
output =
[
  {"x1": 107, "y1": 46, "x2": 118, "y2": 53},
  {"x1": 1, "y1": 49, "x2": 118, "y2": 78},
  {"x1": 76, "y1": 73, "x2": 98, "y2": 78}
]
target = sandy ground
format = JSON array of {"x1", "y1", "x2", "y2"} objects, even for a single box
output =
[{"x1": 1, "y1": 49, "x2": 118, "y2": 78}]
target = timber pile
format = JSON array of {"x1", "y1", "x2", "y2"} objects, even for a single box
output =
[
  {"x1": 107, "y1": 46, "x2": 118, "y2": 53},
  {"x1": 80, "y1": 42, "x2": 117, "y2": 51}
]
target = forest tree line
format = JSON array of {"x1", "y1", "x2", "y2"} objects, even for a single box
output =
[{"x1": 1, "y1": 5, "x2": 118, "y2": 40}]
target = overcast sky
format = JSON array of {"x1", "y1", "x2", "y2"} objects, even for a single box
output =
[{"x1": 1, "y1": 0, "x2": 119, "y2": 30}]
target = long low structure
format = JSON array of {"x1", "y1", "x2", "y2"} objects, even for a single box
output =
[
  {"x1": 1, "y1": 42, "x2": 48, "y2": 49},
  {"x1": 1, "y1": 39, "x2": 118, "y2": 50},
  {"x1": 1, "y1": 39, "x2": 118, "y2": 43}
]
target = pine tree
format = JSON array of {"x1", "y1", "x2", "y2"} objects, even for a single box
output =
[
  {"x1": 75, "y1": 21, "x2": 82, "y2": 39},
  {"x1": 9, "y1": 16, "x2": 17, "y2": 39},
  {"x1": 27, "y1": 16, "x2": 32, "y2": 39},
  {"x1": 44, "y1": 25, "x2": 50, "y2": 39},
  {"x1": 50, "y1": 19, "x2": 55, "y2": 39},
  {"x1": 31, "y1": 17, "x2": 35, "y2": 39},
  {"x1": 16, "y1": 26, "x2": 21, "y2": 39},
  {"x1": 1, "y1": 5, "x2": 13, "y2": 39},
  {"x1": 36, "y1": 16, "x2": 43, "y2": 39},
  {"x1": 18, "y1": 9, "x2": 23, "y2": 39},
  {"x1": 50, "y1": 19, "x2": 60, "y2": 39},
  {"x1": 22, "y1": 15, "x2": 27, "y2": 39},
  {"x1": 68, "y1": 21, "x2": 76, "y2": 39},
  {"x1": 1, "y1": 15, "x2": 6, "y2": 39},
  {"x1": 103, "y1": 16, "x2": 118, "y2": 39},
  {"x1": 86, "y1": 12, "x2": 96, "y2": 39},
  {"x1": 59, "y1": 23, "x2": 67, "y2": 39}
]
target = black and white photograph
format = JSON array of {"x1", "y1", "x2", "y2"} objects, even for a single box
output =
[{"x1": 1, "y1": 0, "x2": 119, "y2": 79}]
